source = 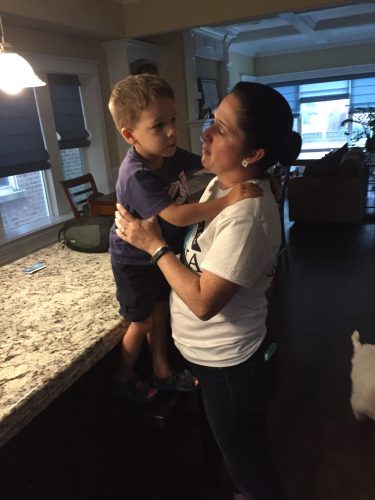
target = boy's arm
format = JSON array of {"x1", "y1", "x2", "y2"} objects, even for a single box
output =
[{"x1": 158, "y1": 181, "x2": 263, "y2": 227}]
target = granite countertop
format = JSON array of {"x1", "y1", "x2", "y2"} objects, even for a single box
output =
[{"x1": 0, "y1": 243, "x2": 126, "y2": 448}]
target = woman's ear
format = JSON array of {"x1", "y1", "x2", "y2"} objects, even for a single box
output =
[
  {"x1": 242, "y1": 148, "x2": 265, "y2": 167},
  {"x1": 121, "y1": 127, "x2": 136, "y2": 145}
]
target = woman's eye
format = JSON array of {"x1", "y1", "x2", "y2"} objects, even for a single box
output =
[{"x1": 213, "y1": 121, "x2": 225, "y2": 135}]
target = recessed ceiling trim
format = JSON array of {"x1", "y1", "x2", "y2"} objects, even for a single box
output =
[
  {"x1": 316, "y1": 12, "x2": 375, "y2": 31},
  {"x1": 210, "y1": 3, "x2": 375, "y2": 58},
  {"x1": 279, "y1": 12, "x2": 328, "y2": 44},
  {"x1": 112, "y1": 0, "x2": 141, "y2": 4}
]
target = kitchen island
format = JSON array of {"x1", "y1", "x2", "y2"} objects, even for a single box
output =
[{"x1": 0, "y1": 242, "x2": 126, "y2": 448}]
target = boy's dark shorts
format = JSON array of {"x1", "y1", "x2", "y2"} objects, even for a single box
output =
[{"x1": 111, "y1": 262, "x2": 171, "y2": 322}]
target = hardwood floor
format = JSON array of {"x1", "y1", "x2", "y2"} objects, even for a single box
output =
[
  {"x1": 267, "y1": 220, "x2": 375, "y2": 500},
  {"x1": 1, "y1": 220, "x2": 375, "y2": 500}
]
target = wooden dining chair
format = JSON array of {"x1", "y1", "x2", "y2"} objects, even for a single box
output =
[
  {"x1": 60, "y1": 173, "x2": 100, "y2": 219},
  {"x1": 270, "y1": 164, "x2": 291, "y2": 259}
]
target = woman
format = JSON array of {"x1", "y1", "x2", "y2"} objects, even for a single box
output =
[{"x1": 115, "y1": 82, "x2": 301, "y2": 500}]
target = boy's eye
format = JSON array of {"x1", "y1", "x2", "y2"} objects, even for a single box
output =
[{"x1": 152, "y1": 117, "x2": 176, "y2": 131}]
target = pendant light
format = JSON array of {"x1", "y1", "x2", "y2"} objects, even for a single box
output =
[{"x1": 0, "y1": 15, "x2": 46, "y2": 95}]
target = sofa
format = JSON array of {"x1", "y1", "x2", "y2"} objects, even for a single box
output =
[{"x1": 288, "y1": 145, "x2": 367, "y2": 223}]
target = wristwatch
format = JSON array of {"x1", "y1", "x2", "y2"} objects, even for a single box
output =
[{"x1": 150, "y1": 245, "x2": 172, "y2": 265}]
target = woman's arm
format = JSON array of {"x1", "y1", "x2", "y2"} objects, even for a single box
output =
[
  {"x1": 115, "y1": 205, "x2": 240, "y2": 320},
  {"x1": 159, "y1": 181, "x2": 262, "y2": 227},
  {"x1": 150, "y1": 250, "x2": 239, "y2": 320}
]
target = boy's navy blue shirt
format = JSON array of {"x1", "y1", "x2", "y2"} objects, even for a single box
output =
[{"x1": 110, "y1": 146, "x2": 202, "y2": 265}]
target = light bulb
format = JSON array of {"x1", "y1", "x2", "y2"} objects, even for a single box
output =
[{"x1": 0, "y1": 52, "x2": 46, "y2": 94}]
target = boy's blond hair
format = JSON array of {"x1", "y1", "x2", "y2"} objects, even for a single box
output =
[{"x1": 108, "y1": 74, "x2": 174, "y2": 132}]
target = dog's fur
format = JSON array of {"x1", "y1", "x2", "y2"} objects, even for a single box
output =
[{"x1": 350, "y1": 330, "x2": 375, "y2": 421}]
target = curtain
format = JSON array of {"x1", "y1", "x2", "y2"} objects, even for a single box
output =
[
  {"x1": 272, "y1": 74, "x2": 375, "y2": 115},
  {"x1": 0, "y1": 88, "x2": 50, "y2": 179},
  {"x1": 350, "y1": 76, "x2": 375, "y2": 110},
  {"x1": 47, "y1": 74, "x2": 90, "y2": 150},
  {"x1": 299, "y1": 80, "x2": 349, "y2": 102}
]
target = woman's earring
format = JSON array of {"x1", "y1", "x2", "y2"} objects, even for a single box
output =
[{"x1": 241, "y1": 159, "x2": 249, "y2": 168}]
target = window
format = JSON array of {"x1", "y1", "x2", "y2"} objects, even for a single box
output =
[
  {"x1": 272, "y1": 75, "x2": 375, "y2": 159},
  {"x1": 0, "y1": 170, "x2": 49, "y2": 231},
  {"x1": 48, "y1": 73, "x2": 90, "y2": 182},
  {"x1": 0, "y1": 87, "x2": 51, "y2": 230},
  {"x1": 0, "y1": 176, "x2": 10, "y2": 190},
  {"x1": 299, "y1": 99, "x2": 349, "y2": 158},
  {"x1": 0, "y1": 88, "x2": 50, "y2": 178},
  {"x1": 60, "y1": 148, "x2": 85, "y2": 181},
  {"x1": 0, "y1": 55, "x2": 110, "y2": 250},
  {"x1": 47, "y1": 74, "x2": 90, "y2": 151},
  {"x1": 47, "y1": 75, "x2": 89, "y2": 191},
  {"x1": 0, "y1": 176, "x2": 18, "y2": 194}
]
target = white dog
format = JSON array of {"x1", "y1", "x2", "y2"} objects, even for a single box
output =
[{"x1": 350, "y1": 330, "x2": 375, "y2": 421}]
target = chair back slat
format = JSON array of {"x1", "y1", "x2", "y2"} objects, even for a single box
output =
[{"x1": 59, "y1": 173, "x2": 99, "y2": 219}]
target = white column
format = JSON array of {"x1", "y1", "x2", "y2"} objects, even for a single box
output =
[
  {"x1": 183, "y1": 30, "x2": 200, "y2": 121},
  {"x1": 34, "y1": 79, "x2": 68, "y2": 216},
  {"x1": 0, "y1": 213, "x2": 5, "y2": 239},
  {"x1": 102, "y1": 40, "x2": 132, "y2": 163}
]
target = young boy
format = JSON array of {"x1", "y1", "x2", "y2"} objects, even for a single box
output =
[{"x1": 108, "y1": 74, "x2": 260, "y2": 403}]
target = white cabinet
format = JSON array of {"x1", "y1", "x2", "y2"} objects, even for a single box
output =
[{"x1": 192, "y1": 29, "x2": 224, "y2": 61}]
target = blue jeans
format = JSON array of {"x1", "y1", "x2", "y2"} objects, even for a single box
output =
[{"x1": 190, "y1": 344, "x2": 285, "y2": 500}]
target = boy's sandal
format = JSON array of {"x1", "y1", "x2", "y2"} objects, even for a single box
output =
[
  {"x1": 152, "y1": 369, "x2": 198, "y2": 392},
  {"x1": 111, "y1": 376, "x2": 158, "y2": 404}
]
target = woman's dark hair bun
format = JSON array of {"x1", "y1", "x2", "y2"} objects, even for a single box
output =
[{"x1": 278, "y1": 131, "x2": 302, "y2": 166}]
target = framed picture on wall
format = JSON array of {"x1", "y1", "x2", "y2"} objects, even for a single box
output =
[{"x1": 198, "y1": 78, "x2": 220, "y2": 114}]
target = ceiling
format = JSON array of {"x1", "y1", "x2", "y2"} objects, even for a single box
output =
[{"x1": 197, "y1": 2, "x2": 375, "y2": 57}]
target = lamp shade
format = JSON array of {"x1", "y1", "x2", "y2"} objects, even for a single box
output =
[{"x1": 0, "y1": 52, "x2": 46, "y2": 94}]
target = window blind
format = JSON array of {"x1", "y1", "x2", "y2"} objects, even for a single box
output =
[
  {"x1": 272, "y1": 74, "x2": 375, "y2": 116},
  {"x1": 300, "y1": 80, "x2": 349, "y2": 102},
  {"x1": 0, "y1": 89, "x2": 50, "y2": 179},
  {"x1": 350, "y1": 77, "x2": 375, "y2": 110},
  {"x1": 47, "y1": 74, "x2": 90, "y2": 150}
]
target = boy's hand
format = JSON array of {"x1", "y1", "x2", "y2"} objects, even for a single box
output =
[{"x1": 226, "y1": 181, "x2": 263, "y2": 205}]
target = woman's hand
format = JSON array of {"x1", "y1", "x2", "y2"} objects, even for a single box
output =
[
  {"x1": 115, "y1": 203, "x2": 166, "y2": 255},
  {"x1": 225, "y1": 181, "x2": 263, "y2": 206}
]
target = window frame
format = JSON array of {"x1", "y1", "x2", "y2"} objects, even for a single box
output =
[
  {"x1": 265, "y1": 66, "x2": 375, "y2": 159},
  {"x1": 0, "y1": 176, "x2": 13, "y2": 192},
  {"x1": 30, "y1": 55, "x2": 112, "y2": 218},
  {"x1": 0, "y1": 54, "x2": 112, "y2": 262}
]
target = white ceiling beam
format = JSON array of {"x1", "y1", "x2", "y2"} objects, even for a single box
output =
[{"x1": 279, "y1": 11, "x2": 328, "y2": 45}]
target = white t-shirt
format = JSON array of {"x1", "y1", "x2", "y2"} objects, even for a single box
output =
[{"x1": 170, "y1": 176, "x2": 281, "y2": 368}]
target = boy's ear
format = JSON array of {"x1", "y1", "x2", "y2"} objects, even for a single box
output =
[{"x1": 121, "y1": 127, "x2": 136, "y2": 145}]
